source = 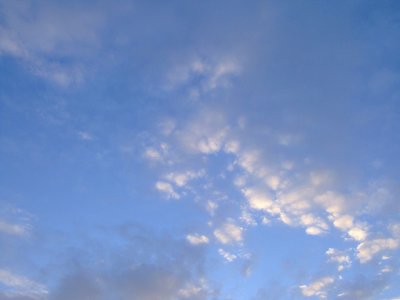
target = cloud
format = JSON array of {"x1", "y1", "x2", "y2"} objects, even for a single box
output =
[
  {"x1": 0, "y1": 269, "x2": 48, "y2": 300},
  {"x1": 326, "y1": 248, "x2": 351, "y2": 271},
  {"x1": 165, "y1": 170, "x2": 204, "y2": 187},
  {"x1": 144, "y1": 148, "x2": 162, "y2": 161},
  {"x1": 314, "y1": 191, "x2": 349, "y2": 216},
  {"x1": 205, "y1": 200, "x2": 218, "y2": 216},
  {"x1": 186, "y1": 234, "x2": 209, "y2": 246},
  {"x1": 240, "y1": 209, "x2": 257, "y2": 226},
  {"x1": 300, "y1": 214, "x2": 329, "y2": 236},
  {"x1": 164, "y1": 56, "x2": 240, "y2": 97},
  {"x1": 332, "y1": 215, "x2": 354, "y2": 231},
  {"x1": 51, "y1": 265, "x2": 213, "y2": 300},
  {"x1": 2, "y1": 1, "x2": 400, "y2": 299},
  {"x1": 0, "y1": 219, "x2": 30, "y2": 237},
  {"x1": 390, "y1": 223, "x2": 400, "y2": 238},
  {"x1": 177, "y1": 111, "x2": 228, "y2": 154},
  {"x1": 146, "y1": 107, "x2": 399, "y2": 275},
  {"x1": 143, "y1": 144, "x2": 170, "y2": 164},
  {"x1": 178, "y1": 280, "x2": 209, "y2": 299},
  {"x1": 299, "y1": 277, "x2": 334, "y2": 299},
  {"x1": 47, "y1": 224, "x2": 216, "y2": 300},
  {"x1": 218, "y1": 248, "x2": 237, "y2": 262},
  {"x1": 213, "y1": 221, "x2": 243, "y2": 244},
  {"x1": 329, "y1": 214, "x2": 368, "y2": 242},
  {"x1": 154, "y1": 169, "x2": 205, "y2": 200},
  {"x1": 0, "y1": 206, "x2": 33, "y2": 238},
  {"x1": 242, "y1": 188, "x2": 280, "y2": 216},
  {"x1": 0, "y1": 0, "x2": 113, "y2": 86},
  {"x1": 77, "y1": 131, "x2": 93, "y2": 141},
  {"x1": 336, "y1": 274, "x2": 392, "y2": 300},
  {"x1": 356, "y1": 238, "x2": 399, "y2": 263},
  {"x1": 155, "y1": 181, "x2": 179, "y2": 199},
  {"x1": 145, "y1": 106, "x2": 400, "y2": 299}
]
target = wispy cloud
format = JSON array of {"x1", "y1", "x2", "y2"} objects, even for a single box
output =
[{"x1": 0, "y1": 269, "x2": 48, "y2": 299}]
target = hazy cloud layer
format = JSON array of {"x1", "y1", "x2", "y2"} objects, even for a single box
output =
[{"x1": 1, "y1": 0, "x2": 400, "y2": 299}]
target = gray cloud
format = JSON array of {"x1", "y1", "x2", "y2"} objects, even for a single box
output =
[{"x1": 46, "y1": 224, "x2": 217, "y2": 300}]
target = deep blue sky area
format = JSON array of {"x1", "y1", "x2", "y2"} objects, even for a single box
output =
[{"x1": 1, "y1": 1, "x2": 400, "y2": 299}]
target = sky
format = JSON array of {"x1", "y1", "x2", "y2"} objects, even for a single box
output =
[{"x1": 0, "y1": 0, "x2": 400, "y2": 299}]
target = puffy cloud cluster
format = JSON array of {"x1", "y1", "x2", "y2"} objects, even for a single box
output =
[
  {"x1": 165, "y1": 170, "x2": 205, "y2": 187},
  {"x1": 149, "y1": 109, "x2": 400, "y2": 272},
  {"x1": 186, "y1": 234, "x2": 209, "y2": 246},
  {"x1": 155, "y1": 181, "x2": 179, "y2": 199},
  {"x1": 326, "y1": 248, "x2": 351, "y2": 271},
  {"x1": 155, "y1": 169, "x2": 204, "y2": 199},
  {"x1": 144, "y1": 110, "x2": 400, "y2": 300},
  {"x1": 213, "y1": 221, "x2": 243, "y2": 245},
  {"x1": 357, "y1": 238, "x2": 399, "y2": 263},
  {"x1": 299, "y1": 276, "x2": 334, "y2": 299}
]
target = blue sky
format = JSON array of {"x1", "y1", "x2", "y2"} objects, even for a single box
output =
[{"x1": 1, "y1": 0, "x2": 400, "y2": 299}]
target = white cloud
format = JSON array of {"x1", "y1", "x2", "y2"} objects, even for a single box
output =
[
  {"x1": 330, "y1": 214, "x2": 368, "y2": 241},
  {"x1": 261, "y1": 216, "x2": 270, "y2": 225},
  {"x1": 242, "y1": 188, "x2": 280, "y2": 216},
  {"x1": 143, "y1": 143, "x2": 170, "y2": 164},
  {"x1": 347, "y1": 226, "x2": 368, "y2": 242},
  {"x1": 236, "y1": 150, "x2": 260, "y2": 174},
  {"x1": 300, "y1": 214, "x2": 329, "y2": 236},
  {"x1": 300, "y1": 276, "x2": 334, "y2": 299},
  {"x1": 144, "y1": 148, "x2": 162, "y2": 161},
  {"x1": 0, "y1": 219, "x2": 30, "y2": 237},
  {"x1": 178, "y1": 281, "x2": 207, "y2": 298},
  {"x1": 218, "y1": 248, "x2": 237, "y2": 262},
  {"x1": 326, "y1": 248, "x2": 351, "y2": 271},
  {"x1": 186, "y1": 234, "x2": 209, "y2": 245},
  {"x1": 315, "y1": 191, "x2": 347, "y2": 215},
  {"x1": 214, "y1": 222, "x2": 243, "y2": 244},
  {"x1": 305, "y1": 226, "x2": 325, "y2": 236},
  {"x1": 279, "y1": 212, "x2": 293, "y2": 225},
  {"x1": 332, "y1": 215, "x2": 354, "y2": 231},
  {"x1": 0, "y1": 269, "x2": 48, "y2": 299},
  {"x1": 144, "y1": 108, "x2": 398, "y2": 297},
  {"x1": 357, "y1": 238, "x2": 399, "y2": 263},
  {"x1": 155, "y1": 181, "x2": 179, "y2": 199},
  {"x1": 265, "y1": 175, "x2": 281, "y2": 190},
  {"x1": 165, "y1": 170, "x2": 204, "y2": 187}
]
